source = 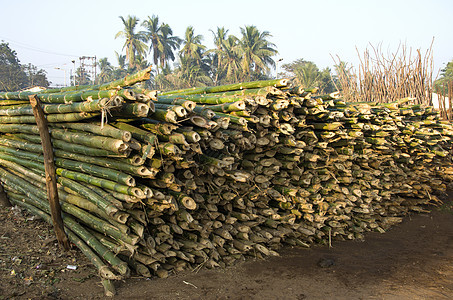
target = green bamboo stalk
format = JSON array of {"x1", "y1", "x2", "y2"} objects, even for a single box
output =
[
  {"x1": 113, "y1": 103, "x2": 150, "y2": 118},
  {"x1": 7, "y1": 197, "x2": 121, "y2": 281},
  {"x1": 10, "y1": 133, "x2": 125, "y2": 157},
  {"x1": 57, "y1": 177, "x2": 120, "y2": 216},
  {"x1": 132, "y1": 87, "x2": 157, "y2": 100},
  {"x1": 0, "y1": 135, "x2": 44, "y2": 153},
  {"x1": 158, "y1": 94, "x2": 245, "y2": 105},
  {"x1": 168, "y1": 191, "x2": 197, "y2": 210},
  {"x1": 56, "y1": 168, "x2": 143, "y2": 198},
  {"x1": 148, "y1": 108, "x2": 178, "y2": 123},
  {"x1": 120, "y1": 154, "x2": 145, "y2": 166},
  {"x1": 213, "y1": 112, "x2": 247, "y2": 125},
  {"x1": 7, "y1": 189, "x2": 130, "y2": 276},
  {"x1": 102, "y1": 279, "x2": 116, "y2": 297},
  {"x1": 0, "y1": 146, "x2": 134, "y2": 186},
  {"x1": 60, "y1": 199, "x2": 138, "y2": 246},
  {"x1": 118, "y1": 254, "x2": 151, "y2": 277},
  {"x1": 157, "y1": 142, "x2": 181, "y2": 156},
  {"x1": 192, "y1": 106, "x2": 216, "y2": 119},
  {"x1": 0, "y1": 98, "x2": 119, "y2": 116},
  {"x1": 97, "y1": 66, "x2": 152, "y2": 91},
  {"x1": 0, "y1": 89, "x2": 132, "y2": 103},
  {"x1": 154, "y1": 103, "x2": 187, "y2": 118},
  {"x1": 49, "y1": 128, "x2": 129, "y2": 154},
  {"x1": 174, "y1": 129, "x2": 201, "y2": 143},
  {"x1": 56, "y1": 158, "x2": 135, "y2": 186},
  {"x1": 111, "y1": 122, "x2": 157, "y2": 145},
  {"x1": 312, "y1": 122, "x2": 343, "y2": 131},
  {"x1": 36, "y1": 84, "x2": 94, "y2": 94},
  {"x1": 160, "y1": 78, "x2": 289, "y2": 96},
  {"x1": 45, "y1": 97, "x2": 121, "y2": 113},
  {"x1": 0, "y1": 124, "x2": 129, "y2": 154},
  {"x1": 55, "y1": 149, "x2": 152, "y2": 177},
  {"x1": 140, "y1": 121, "x2": 177, "y2": 135},
  {"x1": 203, "y1": 100, "x2": 246, "y2": 112},
  {"x1": 155, "y1": 98, "x2": 196, "y2": 112},
  {"x1": 0, "y1": 155, "x2": 123, "y2": 217},
  {"x1": 59, "y1": 191, "x2": 129, "y2": 229},
  {"x1": 51, "y1": 122, "x2": 132, "y2": 142},
  {"x1": 88, "y1": 229, "x2": 136, "y2": 256},
  {"x1": 0, "y1": 112, "x2": 99, "y2": 123},
  {"x1": 0, "y1": 100, "x2": 29, "y2": 105}
]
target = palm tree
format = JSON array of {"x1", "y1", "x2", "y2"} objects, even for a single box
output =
[
  {"x1": 135, "y1": 55, "x2": 150, "y2": 71},
  {"x1": 142, "y1": 16, "x2": 181, "y2": 74},
  {"x1": 96, "y1": 57, "x2": 113, "y2": 84},
  {"x1": 217, "y1": 35, "x2": 242, "y2": 84},
  {"x1": 292, "y1": 60, "x2": 330, "y2": 89},
  {"x1": 159, "y1": 23, "x2": 181, "y2": 69},
  {"x1": 180, "y1": 26, "x2": 205, "y2": 63},
  {"x1": 115, "y1": 51, "x2": 127, "y2": 70},
  {"x1": 239, "y1": 25, "x2": 278, "y2": 80},
  {"x1": 141, "y1": 15, "x2": 163, "y2": 71},
  {"x1": 112, "y1": 51, "x2": 127, "y2": 80},
  {"x1": 210, "y1": 27, "x2": 229, "y2": 84},
  {"x1": 176, "y1": 54, "x2": 211, "y2": 88},
  {"x1": 115, "y1": 15, "x2": 147, "y2": 69}
]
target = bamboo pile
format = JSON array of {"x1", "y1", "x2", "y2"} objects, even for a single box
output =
[{"x1": 0, "y1": 67, "x2": 452, "y2": 295}]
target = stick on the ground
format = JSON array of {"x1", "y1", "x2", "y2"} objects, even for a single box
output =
[{"x1": 29, "y1": 94, "x2": 70, "y2": 251}]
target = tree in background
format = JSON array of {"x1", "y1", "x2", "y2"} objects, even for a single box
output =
[
  {"x1": 111, "y1": 15, "x2": 281, "y2": 90},
  {"x1": 218, "y1": 35, "x2": 242, "y2": 84},
  {"x1": 0, "y1": 42, "x2": 50, "y2": 91},
  {"x1": 177, "y1": 26, "x2": 211, "y2": 87},
  {"x1": 115, "y1": 15, "x2": 148, "y2": 69},
  {"x1": 281, "y1": 59, "x2": 336, "y2": 93},
  {"x1": 142, "y1": 15, "x2": 181, "y2": 74},
  {"x1": 180, "y1": 26, "x2": 206, "y2": 65},
  {"x1": 210, "y1": 27, "x2": 229, "y2": 84},
  {"x1": 0, "y1": 42, "x2": 28, "y2": 91},
  {"x1": 112, "y1": 51, "x2": 128, "y2": 80},
  {"x1": 434, "y1": 60, "x2": 453, "y2": 95},
  {"x1": 333, "y1": 60, "x2": 353, "y2": 91},
  {"x1": 239, "y1": 25, "x2": 278, "y2": 81},
  {"x1": 96, "y1": 57, "x2": 114, "y2": 84},
  {"x1": 23, "y1": 63, "x2": 50, "y2": 87},
  {"x1": 74, "y1": 66, "x2": 91, "y2": 85},
  {"x1": 159, "y1": 23, "x2": 181, "y2": 69}
]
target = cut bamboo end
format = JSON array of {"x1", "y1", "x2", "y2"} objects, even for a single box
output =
[
  {"x1": 189, "y1": 115, "x2": 207, "y2": 128},
  {"x1": 125, "y1": 177, "x2": 136, "y2": 187},
  {"x1": 173, "y1": 106, "x2": 187, "y2": 118},
  {"x1": 147, "y1": 101, "x2": 155, "y2": 114},
  {"x1": 182, "y1": 101, "x2": 196, "y2": 112},
  {"x1": 112, "y1": 211, "x2": 129, "y2": 224},
  {"x1": 130, "y1": 187, "x2": 146, "y2": 199},
  {"x1": 180, "y1": 196, "x2": 197, "y2": 210},
  {"x1": 128, "y1": 155, "x2": 145, "y2": 166}
]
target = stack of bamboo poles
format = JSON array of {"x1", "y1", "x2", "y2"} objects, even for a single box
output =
[{"x1": 0, "y1": 67, "x2": 452, "y2": 295}]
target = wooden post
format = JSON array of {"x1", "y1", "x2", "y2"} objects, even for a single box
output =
[
  {"x1": 29, "y1": 94, "x2": 70, "y2": 251},
  {"x1": 0, "y1": 184, "x2": 11, "y2": 208}
]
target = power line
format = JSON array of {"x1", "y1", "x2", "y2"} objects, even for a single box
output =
[{"x1": 0, "y1": 35, "x2": 79, "y2": 57}]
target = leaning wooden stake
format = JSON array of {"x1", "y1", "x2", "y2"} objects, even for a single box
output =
[
  {"x1": 29, "y1": 94, "x2": 70, "y2": 250},
  {"x1": 0, "y1": 184, "x2": 10, "y2": 207}
]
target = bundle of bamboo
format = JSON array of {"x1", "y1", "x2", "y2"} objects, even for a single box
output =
[{"x1": 0, "y1": 67, "x2": 452, "y2": 295}]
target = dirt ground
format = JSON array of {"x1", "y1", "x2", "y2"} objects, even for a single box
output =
[{"x1": 1, "y1": 194, "x2": 453, "y2": 300}]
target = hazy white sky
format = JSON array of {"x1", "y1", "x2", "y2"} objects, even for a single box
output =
[{"x1": 0, "y1": 0, "x2": 452, "y2": 86}]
